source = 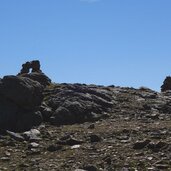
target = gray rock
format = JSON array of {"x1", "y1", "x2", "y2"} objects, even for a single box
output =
[
  {"x1": 29, "y1": 142, "x2": 39, "y2": 148},
  {"x1": 23, "y1": 129, "x2": 41, "y2": 142},
  {"x1": 82, "y1": 165, "x2": 98, "y2": 171},
  {"x1": 147, "y1": 141, "x2": 168, "y2": 152},
  {"x1": 0, "y1": 75, "x2": 43, "y2": 109},
  {"x1": 46, "y1": 83, "x2": 113, "y2": 125},
  {"x1": 0, "y1": 75, "x2": 43, "y2": 131},
  {"x1": 57, "y1": 136, "x2": 84, "y2": 146},
  {"x1": 47, "y1": 144, "x2": 62, "y2": 152},
  {"x1": 20, "y1": 72, "x2": 51, "y2": 87},
  {"x1": 89, "y1": 134, "x2": 101, "y2": 143},
  {"x1": 6, "y1": 130, "x2": 24, "y2": 142},
  {"x1": 133, "y1": 139, "x2": 151, "y2": 149},
  {"x1": 41, "y1": 106, "x2": 53, "y2": 121},
  {"x1": 0, "y1": 157, "x2": 10, "y2": 161}
]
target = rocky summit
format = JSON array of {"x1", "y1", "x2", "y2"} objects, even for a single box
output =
[{"x1": 1, "y1": 61, "x2": 171, "y2": 170}]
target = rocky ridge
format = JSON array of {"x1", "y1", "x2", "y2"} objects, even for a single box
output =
[{"x1": 1, "y1": 61, "x2": 171, "y2": 170}]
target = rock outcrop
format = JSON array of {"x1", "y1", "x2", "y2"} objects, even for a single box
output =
[
  {"x1": 20, "y1": 72, "x2": 51, "y2": 87},
  {"x1": 42, "y1": 84, "x2": 113, "y2": 125},
  {"x1": 41, "y1": 84, "x2": 171, "y2": 126},
  {"x1": 1, "y1": 60, "x2": 171, "y2": 133},
  {"x1": 161, "y1": 76, "x2": 171, "y2": 92}
]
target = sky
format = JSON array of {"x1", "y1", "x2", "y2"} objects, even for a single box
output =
[{"x1": 0, "y1": 0, "x2": 171, "y2": 91}]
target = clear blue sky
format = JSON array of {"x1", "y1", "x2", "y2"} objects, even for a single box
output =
[{"x1": 0, "y1": 0, "x2": 171, "y2": 91}]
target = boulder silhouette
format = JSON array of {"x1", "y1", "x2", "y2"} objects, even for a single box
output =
[
  {"x1": 18, "y1": 60, "x2": 51, "y2": 87},
  {"x1": 161, "y1": 76, "x2": 171, "y2": 92}
]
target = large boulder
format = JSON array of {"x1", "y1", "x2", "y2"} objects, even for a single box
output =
[
  {"x1": 161, "y1": 76, "x2": 171, "y2": 92},
  {"x1": 0, "y1": 75, "x2": 44, "y2": 131},
  {"x1": 0, "y1": 75, "x2": 43, "y2": 109}
]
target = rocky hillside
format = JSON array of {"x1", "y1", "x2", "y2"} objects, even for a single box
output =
[{"x1": 0, "y1": 61, "x2": 171, "y2": 171}]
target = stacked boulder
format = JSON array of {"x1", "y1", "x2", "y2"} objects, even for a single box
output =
[{"x1": 17, "y1": 60, "x2": 51, "y2": 87}]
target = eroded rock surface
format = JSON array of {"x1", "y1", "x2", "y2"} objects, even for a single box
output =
[
  {"x1": 40, "y1": 84, "x2": 171, "y2": 126},
  {"x1": 42, "y1": 84, "x2": 114, "y2": 125},
  {"x1": 20, "y1": 72, "x2": 51, "y2": 87}
]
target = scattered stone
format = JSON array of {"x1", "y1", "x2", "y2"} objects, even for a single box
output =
[
  {"x1": 71, "y1": 144, "x2": 81, "y2": 149},
  {"x1": 148, "y1": 141, "x2": 168, "y2": 151},
  {"x1": 155, "y1": 164, "x2": 169, "y2": 170},
  {"x1": 0, "y1": 157, "x2": 10, "y2": 161},
  {"x1": 146, "y1": 113, "x2": 159, "y2": 120},
  {"x1": 57, "y1": 136, "x2": 84, "y2": 146},
  {"x1": 19, "y1": 163, "x2": 29, "y2": 168},
  {"x1": 150, "y1": 131, "x2": 162, "y2": 139},
  {"x1": 26, "y1": 149, "x2": 41, "y2": 155},
  {"x1": 89, "y1": 134, "x2": 102, "y2": 143},
  {"x1": 82, "y1": 165, "x2": 98, "y2": 171},
  {"x1": 133, "y1": 139, "x2": 151, "y2": 149},
  {"x1": 88, "y1": 124, "x2": 95, "y2": 129},
  {"x1": 147, "y1": 167, "x2": 156, "y2": 171},
  {"x1": 47, "y1": 145, "x2": 62, "y2": 152},
  {"x1": 6, "y1": 130, "x2": 24, "y2": 142},
  {"x1": 29, "y1": 142, "x2": 39, "y2": 148},
  {"x1": 4, "y1": 151, "x2": 11, "y2": 157},
  {"x1": 23, "y1": 129, "x2": 41, "y2": 142},
  {"x1": 103, "y1": 156, "x2": 112, "y2": 165}
]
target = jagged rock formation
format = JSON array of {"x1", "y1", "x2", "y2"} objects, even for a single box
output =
[
  {"x1": 17, "y1": 60, "x2": 42, "y2": 75},
  {"x1": 161, "y1": 76, "x2": 171, "y2": 92}
]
